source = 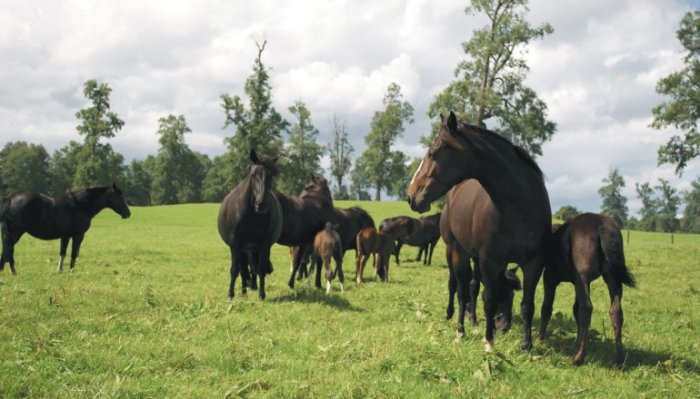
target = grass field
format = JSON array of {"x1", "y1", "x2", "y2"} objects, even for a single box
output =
[{"x1": 1, "y1": 200, "x2": 699, "y2": 398}]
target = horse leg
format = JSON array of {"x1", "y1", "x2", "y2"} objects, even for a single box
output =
[
  {"x1": 336, "y1": 255, "x2": 345, "y2": 292},
  {"x1": 480, "y1": 265, "x2": 500, "y2": 352},
  {"x1": 415, "y1": 244, "x2": 423, "y2": 263},
  {"x1": 315, "y1": 255, "x2": 323, "y2": 289},
  {"x1": 519, "y1": 258, "x2": 544, "y2": 352},
  {"x1": 57, "y1": 237, "x2": 69, "y2": 273},
  {"x1": 228, "y1": 245, "x2": 242, "y2": 300},
  {"x1": 69, "y1": 234, "x2": 85, "y2": 271},
  {"x1": 394, "y1": 242, "x2": 402, "y2": 265},
  {"x1": 605, "y1": 278, "x2": 625, "y2": 366},
  {"x1": 468, "y1": 258, "x2": 481, "y2": 326},
  {"x1": 572, "y1": 278, "x2": 593, "y2": 366},
  {"x1": 324, "y1": 256, "x2": 333, "y2": 293},
  {"x1": 454, "y1": 249, "x2": 471, "y2": 336},
  {"x1": 246, "y1": 251, "x2": 257, "y2": 290},
  {"x1": 256, "y1": 247, "x2": 271, "y2": 300},
  {"x1": 288, "y1": 244, "x2": 305, "y2": 289},
  {"x1": 538, "y1": 269, "x2": 559, "y2": 340},
  {"x1": 445, "y1": 243, "x2": 456, "y2": 320},
  {"x1": 428, "y1": 240, "x2": 437, "y2": 266}
]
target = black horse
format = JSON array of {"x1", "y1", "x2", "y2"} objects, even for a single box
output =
[
  {"x1": 380, "y1": 214, "x2": 441, "y2": 266},
  {"x1": 333, "y1": 206, "x2": 375, "y2": 258},
  {"x1": 218, "y1": 149, "x2": 283, "y2": 300},
  {"x1": 0, "y1": 183, "x2": 131, "y2": 274}
]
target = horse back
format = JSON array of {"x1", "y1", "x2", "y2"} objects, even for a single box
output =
[
  {"x1": 275, "y1": 191, "x2": 335, "y2": 246},
  {"x1": 5, "y1": 192, "x2": 76, "y2": 239}
]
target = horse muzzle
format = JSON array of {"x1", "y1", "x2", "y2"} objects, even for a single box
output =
[{"x1": 407, "y1": 195, "x2": 430, "y2": 214}]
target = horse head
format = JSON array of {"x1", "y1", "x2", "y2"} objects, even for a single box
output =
[
  {"x1": 249, "y1": 149, "x2": 279, "y2": 213},
  {"x1": 300, "y1": 174, "x2": 333, "y2": 204},
  {"x1": 494, "y1": 267, "x2": 522, "y2": 332},
  {"x1": 107, "y1": 183, "x2": 131, "y2": 219}
]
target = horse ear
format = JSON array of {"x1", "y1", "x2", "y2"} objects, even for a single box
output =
[
  {"x1": 250, "y1": 149, "x2": 260, "y2": 164},
  {"x1": 447, "y1": 111, "x2": 458, "y2": 131},
  {"x1": 112, "y1": 182, "x2": 118, "y2": 191},
  {"x1": 439, "y1": 113, "x2": 446, "y2": 125}
]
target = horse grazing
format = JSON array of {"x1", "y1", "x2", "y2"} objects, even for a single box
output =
[
  {"x1": 355, "y1": 220, "x2": 412, "y2": 283},
  {"x1": 218, "y1": 149, "x2": 282, "y2": 300},
  {"x1": 0, "y1": 183, "x2": 131, "y2": 274},
  {"x1": 334, "y1": 206, "x2": 375, "y2": 258},
  {"x1": 311, "y1": 222, "x2": 345, "y2": 293},
  {"x1": 539, "y1": 213, "x2": 636, "y2": 367},
  {"x1": 275, "y1": 175, "x2": 337, "y2": 289},
  {"x1": 380, "y1": 214, "x2": 441, "y2": 265},
  {"x1": 407, "y1": 112, "x2": 551, "y2": 352},
  {"x1": 441, "y1": 179, "x2": 523, "y2": 334}
]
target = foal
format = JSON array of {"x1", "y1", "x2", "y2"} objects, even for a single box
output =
[
  {"x1": 355, "y1": 219, "x2": 411, "y2": 283},
  {"x1": 310, "y1": 222, "x2": 345, "y2": 293},
  {"x1": 539, "y1": 213, "x2": 636, "y2": 367}
]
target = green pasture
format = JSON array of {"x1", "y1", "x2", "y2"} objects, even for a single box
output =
[{"x1": 0, "y1": 201, "x2": 698, "y2": 398}]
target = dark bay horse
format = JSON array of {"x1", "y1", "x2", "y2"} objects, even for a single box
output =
[
  {"x1": 407, "y1": 112, "x2": 551, "y2": 352},
  {"x1": 275, "y1": 175, "x2": 337, "y2": 289},
  {"x1": 218, "y1": 149, "x2": 283, "y2": 300},
  {"x1": 355, "y1": 220, "x2": 412, "y2": 283},
  {"x1": 0, "y1": 183, "x2": 131, "y2": 274},
  {"x1": 334, "y1": 206, "x2": 375, "y2": 258},
  {"x1": 540, "y1": 213, "x2": 636, "y2": 366},
  {"x1": 380, "y1": 214, "x2": 441, "y2": 265},
  {"x1": 441, "y1": 179, "x2": 521, "y2": 333},
  {"x1": 311, "y1": 222, "x2": 345, "y2": 293}
]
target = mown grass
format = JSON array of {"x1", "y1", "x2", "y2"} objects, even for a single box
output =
[{"x1": 0, "y1": 201, "x2": 698, "y2": 398}]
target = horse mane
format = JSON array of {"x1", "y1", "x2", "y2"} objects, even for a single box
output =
[
  {"x1": 69, "y1": 186, "x2": 111, "y2": 203},
  {"x1": 458, "y1": 122, "x2": 543, "y2": 178},
  {"x1": 259, "y1": 156, "x2": 279, "y2": 177}
]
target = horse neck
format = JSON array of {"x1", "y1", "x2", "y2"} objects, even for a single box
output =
[{"x1": 383, "y1": 225, "x2": 406, "y2": 241}]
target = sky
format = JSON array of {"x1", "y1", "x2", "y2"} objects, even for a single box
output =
[{"x1": 0, "y1": 0, "x2": 698, "y2": 216}]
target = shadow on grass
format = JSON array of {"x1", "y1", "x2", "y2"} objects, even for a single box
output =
[
  {"x1": 271, "y1": 288, "x2": 365, "y2": 312},
  {"x1": 535, "y1": 313, "x2": 700, "y2": 373}
]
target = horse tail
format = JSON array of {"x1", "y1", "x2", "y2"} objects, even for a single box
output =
[{"x1": 600, "y1": 228, "x2": 636, "y2": 288}]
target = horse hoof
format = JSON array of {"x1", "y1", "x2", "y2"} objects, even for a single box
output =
[
  {"x1": 572, "y1": 356, "x2": 584, "y2": 366},
  {"x1": 227, "y1": 295, "x2": 234, "y2": 301},
  {"x1": 521, "y1": 341, "x2": 532, "y2": 352},
  {"x1": 483, "y1": 338, "x2": 493, "y2": 353}
]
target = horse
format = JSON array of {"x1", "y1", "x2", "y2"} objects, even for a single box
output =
[
  {"x1": 539, "y1": 213, "x2": 636, "y2": 366},
  {"x1": 218, "y1": 149, "x2": 283, "y2": 300},
  {"x1": 0, "y1": 183, "x2": 131, "y2": 274},
  {"x1": 380, "y1": 214, "x2": 441, "y2": 265},
  {"x1": 440, "y1": 179, "x2": 524, "y2": 333},
  {"x1": 407, "y1": 112, "x2": 551, "y2": 352},
  {"x1": 274, "y1": 175, "x2": 337, "y2": 289},
  {"x1": 334, "y1": 206, "x2": 376, "y2": 258},
  {"x1": 355, "y1": 219, "x2": 412, "y2": 283},
  {"x1": 310, "y1": 222, "x2": 345, "y2": 293}
]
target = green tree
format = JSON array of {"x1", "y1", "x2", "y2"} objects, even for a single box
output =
[
  {"x1": 424, "y1": 0, "x2": 555, "y2": 156},
  {"x1": 73, "y1": 79, "x2": 126, "y2": 187},
  {"x1": 49, "y1": 141, "x2": 82, "y2": 195},
  {"x1": 355, "y1": 82, "x2": 414, "y2": 200},
  {"x1": 349, "y1": 156, "x2": 372, "y2": 201},
  {"x1": 654, "y1": 178, "x2": 681, "y2": 233},
  {"x1": 598, "y1": 168, "x2": 628, "y2": 227},
  {"x1": 202, "y1": 154, "x2": 232, "y2": 202},
  {"x1": 553, "y1": 205, "x2": 580, "y2": 222},
  {"x1": 0, "y1": 141, "x2": 51, "y2": 195},
  {"x1": 220, "y1": 40, "x2": 288, "y2": 190},
  {"x1": 124, "y1": 158, "x2": 153, "y2": 206},
  {"x1": 150, "y1": 114, "x2": 204, "y2": 204},
  {"x1": 681, "y1": 177, "x2": 700, "y2": 233},
  {"x1": 278, "y1": 100, "x2": 324, "y2": 195},
  {"x1": 650, "y1": 11, "x2": 700, "y2": 173},
  {"x1": 636, "y1": 182, "x2": 658, "y2": 231},
  {"x1": 327, "y1": 114, "x2": 354, "y2": 199}
]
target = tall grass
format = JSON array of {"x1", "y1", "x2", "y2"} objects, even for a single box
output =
[{"x1": 0, "y1": 201, "x2": 698, "y2": 398}]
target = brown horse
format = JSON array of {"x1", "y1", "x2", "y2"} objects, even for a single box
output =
[
  {"x1": 311, "y1": 222, "x2": 345, "y2": 293},
  {"x1": 0, "y1": 184, "x2": 131, "y2": 274},
  {"x1": 380, "y1": 214, "x2": 441, "y2": 265},
  {"x1": 334, "y1": 206, "x2": 376, "y2": 258},
  {"x1": 407, "y1": 112, "x2": 551, "y2": 352},
  {"x1": 441, "y1": 179, "x2": 523, "y2": 333},
  {"x1": 275, "y1": 175, "x2": 337, "y2": 289},
  {"x1": 218, "y1": 149, "x2": 282, "y2": 300},
  {"x1": 355, "y1": 220, "x2": 411, "y2": 283},
  {"x1": 540, "y1": 213, "x2": 636, "y2": 367}
]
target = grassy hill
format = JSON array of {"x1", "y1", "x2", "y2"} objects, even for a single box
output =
[{"x1": 0, "y1": 201, "x2": 698, "y2": 397}]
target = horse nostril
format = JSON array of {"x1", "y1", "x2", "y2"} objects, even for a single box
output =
[{"x1": 406, "y1": 196, "x2": 412, "y2": 205}]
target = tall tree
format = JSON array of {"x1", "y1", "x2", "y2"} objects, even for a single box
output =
[
  {"x1": 0, "y1": 141, "x2": 51, "y2": 195},
  {"x1": 635, "y1": 182, "x2": 658, "y2": 231},
  {"x1": 50, "y1": 141, "x2": 82, "y2": 195},
  {"x1": 598, "y1": 168, "x2": 628, "y2": 227},
  {"x1": 650, "y1": 11, "x2": 700, "y2": 174},
  {"x1": 151, "y1": 114, "x2": 204, "y2": 204},
  {"x1": 424, "y1": 0, "x2": 555, "y2": 157},
  {"x1": 354, "y1": 82, "x2": 414, "y2": 200},
  {"x1": 220, "y1": 40, "x2": 288, "y2": 190},
  {"x1": 279, "y1": 100, "x2": 324, "y2": 194},
  {"x1": 124, "y1": 158, "x2": 153, "y2": 206},
  {"x1": 681, "y1": 177, "x2": 700, "y2": 233},
  {"x1": 327, "y1": 114, "x2": 354, "y2": 199},
  {"x1": 350, "y1": 156, "x2": 372, "y2": 201},
  {"x1": 654, "y1": 178, "x2": 681, "y2": 233},
  {"x1": 202, "y1": 153, "x2": 232, "y2": 202},
  {"x1": 73, "y1": 79, "x2": 126, "y2": 187},
  {"x1": 553, "y1": 205, "x2": 580, "y2": 222}
]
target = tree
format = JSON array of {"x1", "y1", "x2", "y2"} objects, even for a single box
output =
[
  {"x1": 349, "y1": 156, "x2": 372, "y2": 201},
  {"x1": 327, "y1": 114, "x2": 354, "y2": 199},
  {"x1": 553, "y1": 205, "x2": 580, "y2": 222},
  {"x1": 124, "y1": 158, "x2": 153, "y2": 206},
  {"x1": 0, "y1": 141, "x2": 51, "y2": 195},
  {"x1": 278, "y1": 100, "x2": 324, "y2": 195},
  {"x1": 202, "y1": 154, "x2": 232, "y2": 202},
  {"x1": 681, "y1": 177, "x2": 700, "y2": 233},
  {"x1": 73, "y1": 79, "x2": 126, "y2": 188},
  {"x1": 654, "y1": 178, "x2": 681, "y2": 233},
  {"x1": 50, "y1": 141, "x2": 82, "y2": 195},
  {"x1": 598, "y1": 169, "x2": 628, "y2": 227},
  {"x1": 635, "y1": 182, "x2": 658, "y2": 231},
  {"x1": 650, "y1": 11, "x2": 700, "y2": 174},
  {"x1": 424, "y1": 0, "x2": 555, "y2": 157},
  {"x1": 220, "y1": 40, "x2": 288, "y2": 190},
  {"x1": 354, "y1": 82, "x2": 414, "y2": 200}
]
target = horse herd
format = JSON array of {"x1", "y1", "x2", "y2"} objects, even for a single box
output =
[{"x1": 0, "y1": 112, "x2": 637, "y2": 367}]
